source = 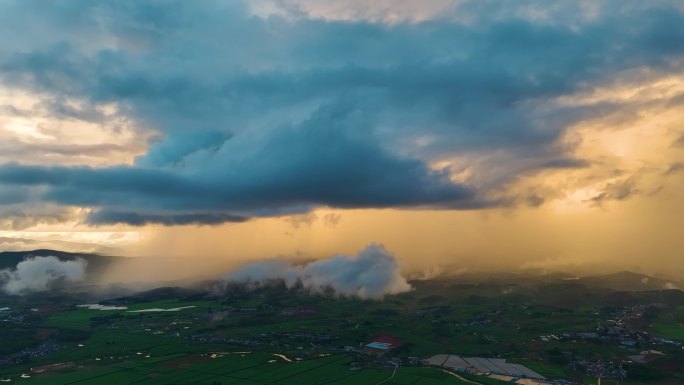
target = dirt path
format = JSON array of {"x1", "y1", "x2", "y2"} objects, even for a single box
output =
[
  {"x1": 375, "y1": 363, "x2": 399, "y2": 385},
  {"x1": 439, "y1": 369, "x2": 484, "y2": 385}
]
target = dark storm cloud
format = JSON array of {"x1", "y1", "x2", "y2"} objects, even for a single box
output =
[
  {"x1": 0, "y1": 0, "x2": 683, "y2": 225},
  {"x1": 0, "y1": 105, "x2": 479, "y2": 222},
  {"x1": 0, "y1": 102, "x2": 482, "y2": 218},
  {"x1": 0, "y1": 187, "x2": 29, "y2": 205},
  {"x1": 86, "y1": 211, "x2": 248, "y2": 226}
]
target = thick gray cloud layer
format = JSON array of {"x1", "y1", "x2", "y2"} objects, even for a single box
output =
[
  {"x1": 0, "y1": 1, "x2": 683, "y2": 225},
  {"x1": 223, "y1": 244, "x2": 411, "y2": 299}
]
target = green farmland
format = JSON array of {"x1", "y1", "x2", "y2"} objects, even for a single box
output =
[
  {"x1": 1, "y1": 277, "x2": 684, "y2": 384},
  {"x1": 0, "y1": 353, "x2": 489, "y2": 385},
  {"x1": 651, "y1": 306, "x2": 684, "y2": 340}
]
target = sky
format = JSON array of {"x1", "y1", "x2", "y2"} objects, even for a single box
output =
[{"x1": 0, "y1": 0, "x2": 683, "y2": 279}]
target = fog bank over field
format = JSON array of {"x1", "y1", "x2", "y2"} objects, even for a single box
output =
[
  {"x1": 0, "y1": 246, "x2": 682, "y2": 300},
  {"x1": 0, "y1": 256, "x2": 87, "y2": 295},
  {"x1": 222, "y1": 244, "x2": 411, "y2": 299}
]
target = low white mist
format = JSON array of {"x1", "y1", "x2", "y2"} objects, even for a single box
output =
[
  {"x1": 223, "y1": 244, "x2": 411, "y2": 299},
  {"x1": 0, "y1": 256, "x2": 87, "y2": 295}
]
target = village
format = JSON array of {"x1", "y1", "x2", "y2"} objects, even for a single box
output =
[{"x1": 1, "y1": 278, "x2": 683, "y2": 384}]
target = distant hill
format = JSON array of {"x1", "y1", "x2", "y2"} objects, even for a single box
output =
[
  {"x1": 577, "y1": 271, "x2": 682, "y2": 292},
  {"x1": 0, "y1": 249, "x2": 120, "y2": 278},
  {"x1": 106, "y1": 286, "x2": 204, "y2": 305}
]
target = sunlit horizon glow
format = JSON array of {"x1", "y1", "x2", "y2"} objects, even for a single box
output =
[{"x1": 0, "y1": 0, "x2": 683, "y2": 280}]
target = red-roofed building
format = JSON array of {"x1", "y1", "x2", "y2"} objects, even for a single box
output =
[{"x1": 365, "y1": 334, "x2": 403, "y2": 355}]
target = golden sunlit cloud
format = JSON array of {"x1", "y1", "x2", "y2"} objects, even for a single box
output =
[
  {"x1": 0, "y1": 88, "x2": 153, "y2": 167},
  {"x1": 0, "y1": 0, "x2": 683, "y2": 282}
]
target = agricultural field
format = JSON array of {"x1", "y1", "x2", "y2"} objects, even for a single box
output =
[
  {"x1": 1, "y1": 277, "x2": 684, "y2": 384},
  {"x1": 650, "y1": 306, "x2": 684, "y2": 340},
  {"x1": 0, "y1": 351, "x2": 496, "y2": 385}
]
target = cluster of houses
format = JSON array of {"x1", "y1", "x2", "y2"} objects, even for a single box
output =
[
  {"x1": 567, "y1": 358, "x2": 626, "y2": 380},
  {"x1": 0, "y1": 307, "x2": 26, "y2": 323},
  {"x1": 0, "y1": 342, "x2": 61, "y2": 367},
  {"x1": 540, "y1": 315, "x2": 683, "y2": 353}
]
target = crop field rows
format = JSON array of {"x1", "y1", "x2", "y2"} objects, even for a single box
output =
[{"x1": 8, "y1": 352, "x2": 481, "y2": 385}]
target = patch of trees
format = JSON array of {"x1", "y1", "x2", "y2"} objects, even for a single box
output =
[
  {"x1": 418, "y1": 295, "x2": 447, "y2": 305},
  {"x1": 624, "y1": 363, "x2": 667, "y2": 381},
  {"x1": 370, "y1": 309, "x2": 399, "y2": 317},
  {"x1": 545, "y1": 347, "x2": 569, "y2": 365},
  {"x1": 90, "y1": 313, "x2": 124, "y2": 327},
  {"x1": 56, "y1": 328, "x2": 91, "y2": 342},
  {"x1": 0, "y1": 326, "x2": 38, "y2": 355}
]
